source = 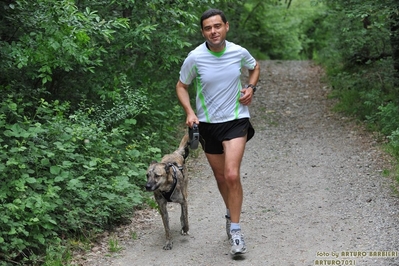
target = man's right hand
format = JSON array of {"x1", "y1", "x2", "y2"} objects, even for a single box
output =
[{"x1": 186, "y1": 114, "x2": 199, "y2": 128}]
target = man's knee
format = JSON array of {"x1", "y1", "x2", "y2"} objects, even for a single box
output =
[{"x1": 225, "y1": 172, "x2": 241, "y2": 186}]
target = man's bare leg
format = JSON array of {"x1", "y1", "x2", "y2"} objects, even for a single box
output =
[{"x1": 205, "y1": 136, "x2": 246, "y2": 224}]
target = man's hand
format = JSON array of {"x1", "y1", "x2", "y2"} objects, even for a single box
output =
[
  {"x1": 186, "y1": 114, "x2": 199, "y2": 128},
  {"x1": 239, "y1": 87, "x2": 254, "y2": 106}
]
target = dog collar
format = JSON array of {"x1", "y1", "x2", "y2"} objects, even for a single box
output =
[{"x1": 161, "y1": 164, "x2": 178, "y2": 202}]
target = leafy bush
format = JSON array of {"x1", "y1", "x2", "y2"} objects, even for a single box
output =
[
  {"x1": 319, "y1": 0, "x2": 399, "y2": 186},
  {"x1": 0, "y1": 91, "x2": 168, "y2": 264},
  {"x1": 219, "y1": 0, "x2": 329, "y2": 60},
  {"x1": 388, "y1": 129, "x2": 399, "y2": 158},
  {"x1": 373, "y1": 103, "x2": 399, "y2": 136}
]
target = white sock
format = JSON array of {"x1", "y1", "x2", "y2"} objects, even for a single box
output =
[{"x1": 230, "y1": 223, "x2": 241, "y2": 232}]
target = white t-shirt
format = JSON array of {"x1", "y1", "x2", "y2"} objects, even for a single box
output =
[{"x1": 179, "y1": 40, "x2": 257, "y2": 123}]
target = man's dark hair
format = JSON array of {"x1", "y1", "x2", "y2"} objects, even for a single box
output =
[{"x1": 200, "y1": 9, "x2": 227, "y2": 29}]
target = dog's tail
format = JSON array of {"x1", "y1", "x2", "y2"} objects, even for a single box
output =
[{"x1": 177, "y1": 134, "x2": 190, "y2": 160}]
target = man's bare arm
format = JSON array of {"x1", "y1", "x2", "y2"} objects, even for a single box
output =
[
  {"x1": 176, "y1": 80, "x2": 199, "y2": 127},
  {"x1": 248, "y1": 61, "x2": 260, "y2": 88}
]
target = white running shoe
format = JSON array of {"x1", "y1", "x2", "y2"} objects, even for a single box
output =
[{"x1": 230, "y1": 230, "x2": 247, "y2": 255}]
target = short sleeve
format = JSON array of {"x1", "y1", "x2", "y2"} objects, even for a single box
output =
[
  {"x1": 179, "y1": 52, "x2": 197, "y2": 85},
  {"x1": 241, "y1": 48, "x2": 257, "y2": 70}
]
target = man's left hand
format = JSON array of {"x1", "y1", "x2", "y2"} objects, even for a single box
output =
[{"x1": 239, "y1": 88, "x2": 254, "y2": 106}]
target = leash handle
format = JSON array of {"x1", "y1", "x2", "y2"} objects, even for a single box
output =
[{"x1": 189, "y1": 123, "x2": 199, "y2": 149}]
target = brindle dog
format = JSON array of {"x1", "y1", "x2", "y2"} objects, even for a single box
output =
[{"x1": 145, "y1": 134, "x2": 190, "y2": 250}]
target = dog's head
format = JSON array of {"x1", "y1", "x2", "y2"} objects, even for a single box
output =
[{"x1": 145, "y1": 161, "x2": 172, "y2": 192}]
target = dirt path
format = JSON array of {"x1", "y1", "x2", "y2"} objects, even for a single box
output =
[{"x1": 78, "y1": 61, "x2": 399, "y2": 266}]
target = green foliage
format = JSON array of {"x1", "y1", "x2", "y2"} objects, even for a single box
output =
[
  {"x1": 318, "y1": 0, "x2": 399, "y2": 179},
  {"x1": 0, "y1": 93, "x2": 159, "y2": 264},
  {"x1": 0, "y1": 0, "x2": 220, "y2": 263},
  {"x1": 368, "y1": 102, "x2": 399, "y2": 136},
  {"x1": 0, "y1": 0, "x2": 128, "y2": 98},
  {"x1": 108, "y1": 236, "x2": 123, "y2": 253},
  {"x1": 215, "y1": 0, "x2": 328, "y2": 60},
  {"x1": 328, "y1": 67, "x2": 394, "y2": 120},
  {"x1": 388, "y1": 129, "x2": 399, "y2": 158},
  {"x1": 320, "y1": 0, "x2": 398, "y2": 112},
  {"x1": 4, "y1": 0, "x2": 383, "y2": 263}
]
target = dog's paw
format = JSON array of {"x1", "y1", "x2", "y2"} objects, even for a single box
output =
[
  {"x1": 163, "y1": 241, "x2": 173, "y2": 250},
  {"x1": 181, "y1": 229, "x2": 190, "y2": 236}
]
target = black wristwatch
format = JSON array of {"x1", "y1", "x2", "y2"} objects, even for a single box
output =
[{"x1": 246, "y1": 84, "x2": 257, "y2": 93}]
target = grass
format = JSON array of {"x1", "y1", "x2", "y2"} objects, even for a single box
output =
[{"x1": 108, "y1": 236, "x2": 123, "y2": 253}]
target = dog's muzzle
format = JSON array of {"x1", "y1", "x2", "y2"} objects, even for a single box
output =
[{"x1": 145, "y1": 182, "x2": 159, "y2": 191}]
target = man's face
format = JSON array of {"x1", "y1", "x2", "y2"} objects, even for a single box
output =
[{"x1": 201, "y1": 15, "x2": 229, "y2": 52}]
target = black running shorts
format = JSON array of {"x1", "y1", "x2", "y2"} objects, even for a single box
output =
[{"x1": 198, "y1": 118, "x2": 255, "y2": 154}]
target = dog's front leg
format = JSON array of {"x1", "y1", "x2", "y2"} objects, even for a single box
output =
[
  {"x1": 180, "y1": 201, "x2": 189, "y2": 235},
  {"x1": 157, "y1": 198, "x2": 173, "y2": 250}
]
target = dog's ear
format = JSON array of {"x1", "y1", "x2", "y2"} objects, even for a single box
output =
[
  {"x1": 164, "y1": 163, "x2": 170, "y2": 174},
  {"x1": 150, "y1": 160, "x2": 157, "y2": 165}
]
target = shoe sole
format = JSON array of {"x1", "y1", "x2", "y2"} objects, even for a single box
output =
[
  {"x1": 230, "y1": 248, "x2": 247, "y2": 255},
  {"x1": 230, "y1": 250, "x2": 247, "y2": 260}
]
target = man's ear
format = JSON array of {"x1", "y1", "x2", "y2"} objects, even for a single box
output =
[{"x1": 226, "y1": 21, "x2": 230, "y2": 32}]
